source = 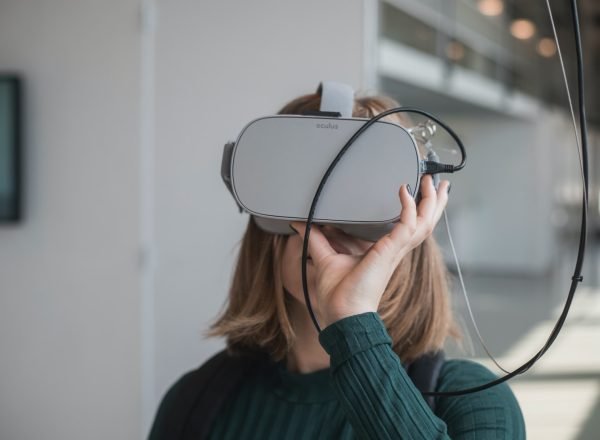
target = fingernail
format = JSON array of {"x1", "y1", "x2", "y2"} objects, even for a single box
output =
[
  {"x1": 447, "y1": 183, "x2": 452, "y2": 195},
  {"x1": 406, "y1": 184, "x2": 412, "y2": 196}
]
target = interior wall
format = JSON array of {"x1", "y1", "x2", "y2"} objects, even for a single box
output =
[
  {"x1": 434, "y1": 109, "x2": 576, "y2": 274},
  {"x1": 0, "y1": 1, "x2": 142, "y2": 439}
]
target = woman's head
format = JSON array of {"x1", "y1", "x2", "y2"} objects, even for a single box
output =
[{"x1": 206, "y1": 90, "x2": 459, "y2": 363}]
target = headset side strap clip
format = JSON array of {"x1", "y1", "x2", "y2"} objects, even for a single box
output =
[{"x1": 221, "y1": 142, "x2": 243, "y2": 213}]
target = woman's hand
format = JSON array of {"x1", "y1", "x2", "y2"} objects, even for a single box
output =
[{"x1": 290, "y1": 175, "x2": 450, "y2": 328}]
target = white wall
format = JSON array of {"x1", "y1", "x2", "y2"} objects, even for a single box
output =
[
  {"x1": 0, "y1": 1, "x2": 142, "y2": 439},
  {"x1": 435, "y1": 110, "x2": 574, "y2": 274}
]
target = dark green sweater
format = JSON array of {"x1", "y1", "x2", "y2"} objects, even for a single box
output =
[{"x1": 168, "y1": 312, "x2": 525, "y2": 439}]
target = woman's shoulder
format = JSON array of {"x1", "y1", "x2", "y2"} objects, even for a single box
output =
[
  {"x1": 158, "y1": 349, "x2": 235, "y2": 400},
  {"x1": 149, "y1": 349, "x2": 265, "y2": 439},
  {"x1": 148, "y1": 351, "x2": 228, "y2": 438},
  {"x1": 435, "y1": 358, "x2": 526, "y2": 437},
  {"x1": 158, "y1": 348, "x2": 267, "y2": 401},
  {"x1": 439, "y1": 358, "x2": 500, "y2": 382},
  {"x1": 437, "y1": 357, "x2": 517, "y2": 396}
]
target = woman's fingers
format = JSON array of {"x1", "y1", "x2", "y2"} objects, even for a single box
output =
[
  {"x1": 395, "y1": 183, "x2": 417, "y2": 236},
  {"x1": 290, "y1": 221, "x2": 337, "y2": 264},
  {"x1": 415, "y1": 175, "x2": 438, "y2": 230},
  {"x1": 413, "y1": 176, "x2": 450, "y2": 240},
  {"x1": 368, "y1": 184, "x2": 417, "y2": 264},
  {"x1": 391, "y1": 175, "x2": 435, "y2": 245},
  {"x1": 418, "y1": 176, "x2": 450, "y2": 235},
  {"x1": 383, "y1": 176, "x2": 451, "y2": 263}
]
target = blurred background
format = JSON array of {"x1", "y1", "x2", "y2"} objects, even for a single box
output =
[{"x1": 0, "y1": 0, "x2": 598, "y2": 439}]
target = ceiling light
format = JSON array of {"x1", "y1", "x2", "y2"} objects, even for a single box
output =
[
  {"x1": 477, "y1": 0, "x2": 504, "y2": 16},
  {"x1": 510, "y1": 19, "x2": 536, "y2": 40},
  {"x1": 537, "y1": 37, "x2": 557, "y2": 57}
]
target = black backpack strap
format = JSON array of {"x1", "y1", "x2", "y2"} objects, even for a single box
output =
[
  {"x1": 406, "y1": 350, "x2": 445, "y2": 412},
  {"x1": 148, "y1": 349, "x2": 260, "y2": 440}
]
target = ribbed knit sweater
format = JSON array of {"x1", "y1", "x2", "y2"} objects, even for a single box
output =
[{"x1": 169, "y1": 312, "x2": 525, "y2": 439}]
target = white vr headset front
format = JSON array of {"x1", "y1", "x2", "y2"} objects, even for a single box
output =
[{"x1": 221, "y1": 81, "x2": 429, "y2": 242}]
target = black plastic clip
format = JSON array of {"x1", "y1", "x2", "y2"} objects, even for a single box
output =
[
  {"x1": 420, "y1": 160, "x2": 455, "y2": 175},
  {"x1": 572, "y1": 275, "x2": 583, "y2": 282}
]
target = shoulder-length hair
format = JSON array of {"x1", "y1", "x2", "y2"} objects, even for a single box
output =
[{"x1": 206, "y1": 91, "x2": 460, "y2": 364}]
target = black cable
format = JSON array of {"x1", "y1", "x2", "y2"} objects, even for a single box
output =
[
  {"x1": 301, "y1": 0, "x2": 588, "y2": 396},
  {"x1": 301, "y1": 108, "x2": 466, "y2": 333}
]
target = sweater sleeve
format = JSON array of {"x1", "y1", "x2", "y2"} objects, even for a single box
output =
[{"x1": 318, "y1": 312, "x2": 525, "y2": 440}]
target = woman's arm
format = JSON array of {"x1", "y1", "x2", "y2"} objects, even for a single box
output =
[{"x1": 319, "y1": 312, "x2": 526, "y2": 440}]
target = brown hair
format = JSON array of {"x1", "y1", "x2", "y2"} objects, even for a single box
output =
[{"x1": 206, "y1": 90, "x2": 460, "y2": 364}]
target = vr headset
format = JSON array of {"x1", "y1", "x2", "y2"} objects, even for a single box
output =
[{"x1": 220, "y1": 81, "x2": 463, "y2": 242}]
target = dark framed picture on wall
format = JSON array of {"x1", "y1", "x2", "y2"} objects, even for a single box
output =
[{"x1": 0, "y1": 74, "x2": 22, "y2": 222}]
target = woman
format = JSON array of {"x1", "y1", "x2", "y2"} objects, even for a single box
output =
[{"x1": 149, "y1": 91, "x2": 526, "y2": 439}]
